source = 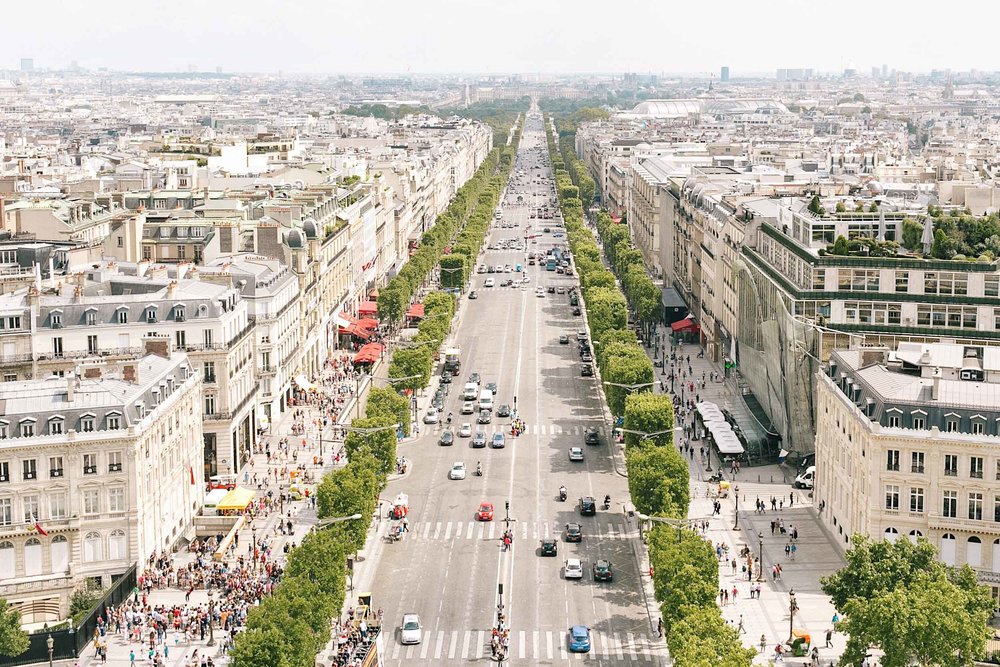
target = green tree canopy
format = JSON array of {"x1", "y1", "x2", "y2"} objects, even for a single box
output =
[
  {"x1": 0, "y1": 600, "x2": 28, "y2": 657},
  {"x1": 622, "y1": 393, "x2": 676, "y2": 447},
  {"x1": 668, "y1": 605, "x2": 756, "y2": 667},
  {"x1": 625, "y1": 446, "x2": 689, "y2": 518}
]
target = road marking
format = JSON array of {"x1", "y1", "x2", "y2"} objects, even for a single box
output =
[
  {"x1": 390, "y1": 639, "x2": 400, "y2": 660},
  {"x1": 544, "y1": 523, "x2": 550, "y2": 539},
  {"x1": 546, "y1": 631, "x2": 554, "y2": 660},
  {"x1": 448, "y1": 630, "x2": 458, "y2": 659},
  {"x1": 432, "y1": 522, "x2": 441, "y2": 540},
  {"x1": 521, "y1": 521, "x2": 528, "y2": 539},
  {"x1": 433, "y1": 630, "x2": 445, "y2": 660},
  {"x1": 552, "y1": 424, "x2": 563, "y2": 435},
  {"x1": 444, "y1": 522, "x2": 452, "y2": 540},
  {"x1": 627, "y1": 632, "x2": 639, "y2": 661},
  {"x1": 478, "y1": 522, "x2": 486, "y2": 539},
  {"x1": 614, "y1": 632, "x2": 625, "y2": 660},
  {"x1": 532, "y1": 630, "x2": 539, "y2": 659},
  {"x1": 421, "y1": 522, "x2": 431, "y2": 540},
  {"x1": 607, "y1": 523, "x2": 617, "y2": 539},
  {"x1": 406, "y1": 643, "x2": 415, "y2": 660},
  {"x1": 518, "y1": 630, "x2": 526, "y2": 659},
  {"x1": 419, "y1": 635, "x2": 429, "y2": 659},
  {"x1": 475, "y1": 630, "x2": 485, "y2": 659},
  {"x1": 466, "y1": 521, "x2": 475, "y2": 539},
  {"x1": 488, "y1": 522, "x2": 495, "y2": 540},
  {"x1": 597, "y1": 630, "x2": 607, "y2": 657},
  {"x1": 461, "y1": 630, "x2": 471, "y2": 659}
]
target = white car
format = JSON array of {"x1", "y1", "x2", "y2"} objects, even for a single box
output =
[
  {"x1": 459, "y1": 422, "x2": 472, "y2": 437},
  {"x1": 522, "y1": 276, "x2": 531, "y2": 283},
  {"x1": 564, "y1": 558, "x2": 584, "y2": 579},
  {"x1": 449, "y1": 462, "x2": 467, "y2": 480},
  {"x1": 400, "y1": 613, "x2": 422, "y2": 644},
  {"x1": 569, "y1": 447, "x2": 584, "y2": 462},
  {"x1": 536, "y1": 287, "x2": 545, "y2": 298},
  {"x1": 423, "y1": 407, "x2": 440, "y2": 424},
  {"x1": 461, "y1": 401, "x2": 476, "y2": 415},
  {"x1": 484, "y1": 277, "x2": 495, "y2": 287}
]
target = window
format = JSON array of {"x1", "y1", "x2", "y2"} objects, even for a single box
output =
[
  {"x1": 0, "y1": 462, "x2": 7, "y2": 482},
  {"x1": 994, "y1": 496, "x2": 1000, "y2": 522},
  {"x1": 117, "y1": 236, "x2": 123, "y2": 248},
  {"x1": 108, "y1": 414, "x2": 121, "y2": 430},
  {"x1": 203, "y1": 362, "x2": 216, "y2": 383},
  {"x1": 22, "y1": 459, "x2": 36, "y2": 480},
  {"x1": 146, "y1": 308, "x2": 157, "y2": 324},
  {"x1": 135, "y1": 403, "x2": 145, "y2": 419},
  {"x1": 973, "y1": 421, "x2": 985, "y2": 435},
  {"x1": 886, "y1": 450, "x2": 900, "y2": 471},
  {"x1": 885, "y1": 485, "x2": 900, "y2": 511},
  {"x1": 82, "y1": 489, "x2": 99, "y2": 515},
  {"x1": 48, "y1": 456, "x2": 63, "y2": 478},
  {"x1": 204, "y1": 395, "x2": 216, "y2": 416},
  {"x1": 911, "y1": 451, "x2": 925, "y2": 473},
  {"x1": 49, "y1": 419, "x2": 63, "y2": 435},
  {"x1": 83, "y1": 453, "x2": 97, "y2": 475},
  {"x1": 174, "y1": 305, "x2": 185, "y2": 322},
  {"x1": 910, "y1": 487, "x2": 924, "y2": 513},
  {"x1": 83, "y1": 531, "x2": 102, "y2": 561},
  {"x1": 895, "y1": 271, "x2": 909, "y2": 293},
  {"x1": 945, "y1": 418, "x2": 959, "y2": 433},
  {"x1": 87, "y1": 335, "x2": 98, "y2": 354},
  {"x1": 943, "y1": 490, "x2": 958, "y2": 518},
  {"x1": 839, "y1": 269, "x2": 880, "y2": 292},
  {"x1": 986, "y1": 275, "x2": 999, "y2": 298},
  {"x1": 2, "y1": 375, "x2": 13, "y2": 383},
  {"x1": 912, "y1": 416, "x2": 925, "y2": 430},
  {"x1": 50, "y1": 493, "x2": 66, "y2": 520},
  {"x1": 142, "y1": 246, "x2": 152, "y2": 261},
  {"x1": 108, "y1": 487, "x2": 125, "y2": 513},
  {"x1": 50, "y1": 312, "x2": 62, "y2": 328},
  {"x1": 945, "y1": 454, "x2": 958, "y2": 476},
  {"x1": 0, "y1": 499, "x2": 10, "y2": 526},
  {"x1": 86, "y1": 311, "x2": 97, "y2": 326},
  {"x1": 969, "y1": 492, "x2": 984, "y2": 520},
  {"x1": 22, "y1": 495, "x2": 39, "y2": 523},
  {"x1": 203, "y1": 330, "x2": 213, "y2": 346},
  {"x1": 917, "y1": 305, "x2": 978, "y2": 329},
  {"x1": 52, "y1": 337, "x2": 63, "y2": 358},
  {"x1": 117, "y1": 309, "x2": 128, "y2": 324},
  {"x1": 108, "y1": 451, "x2": 122, "y2": 472},
  {"x1": 888, "y1": 414, "x2": 901, "y2": 428},
  {"x1": 175, "y1": 330, "x2": 186, "y2": 349},
  {"x1": 971, "y1": 457, "x2": 984, "y2": 479},
  {"x1": 80, "y1": 416, "x2": 95, "y2": 433},
  {"x1": 177, "y1": 245, "x2": 186, "y2": 259}
]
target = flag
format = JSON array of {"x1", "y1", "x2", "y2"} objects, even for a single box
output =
[
  {"x1": 29, "y1": 514, "x2": 48, "y2": 537},
  {"x1": 189, "y1": 466, "x2": 196, "y2": 485}
]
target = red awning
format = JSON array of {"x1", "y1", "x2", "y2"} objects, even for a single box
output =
[
  {"x1": 353, "y1": 342, "x2": 385, "y2": 364},
  {"x1": 369, "y1": 289, "x2": 379, "y2": 299},
  {"x1": 406, "y1": 303, "x2": 425, "y2": 319},
  {"x1": 671, "y1": 317, "x2": 699, "y2": 333},
  {"x1": 357, "y1": 317, "x2": 380, "y2": 330},
  {"x1": 358, "y1": 301, "x2": 378, "y2": 315}
]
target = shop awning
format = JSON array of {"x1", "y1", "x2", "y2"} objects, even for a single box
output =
[
  {"x1": 358, "y1": 301, "x2": 378, "y2": 315},
  {"x1": 369, "y1": 289, "x2": 379, "y2": 299},
  {"x1": 217, "y1": 487, "x2": 256, "y2": 512},
  {"x1": 294, "y1": 375, "x2": 316, "y2": 391},
  {"x1": 671, "y1": 317, "x2": 699, "y2": 333},
  {"x1": 357, "y1": 316, "x2": 380, "y2": 331},
  {"x1": 406, "y1": 303, "x2": 425, "y2": 319},
  {"x1": 354, "y1": 342, "x2": 385, "y2": 365}
]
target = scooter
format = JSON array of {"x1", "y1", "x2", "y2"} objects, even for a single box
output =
[
  {"x1": 558, "y1": 486, "x2": 567, "y2": 502},
  {"x1": 475, "y1": 464, "x2": 483, "y2": 477},
  {"x1": 602, "y1": 495, "x2": 611, "y2": 510}
]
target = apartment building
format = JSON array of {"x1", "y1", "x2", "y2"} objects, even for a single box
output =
[
  {"x1": 0, "y1": 263, "x2": 257, "y2": 477},
  {"x1": 0, "y1": 345, "x2": 203, "y2": 623},
  {"x1": 816, "y1": 342, "x2": 1000, "y2": 601}
]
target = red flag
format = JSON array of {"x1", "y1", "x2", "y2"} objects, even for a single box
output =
[
  {"x1": 30, "y1": 515, "x2": 48, "y2": 537},
  {"x1": 189, "y1": 466, "x2": 196, "y2": 485}
]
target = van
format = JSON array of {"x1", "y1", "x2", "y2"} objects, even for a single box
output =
[
  {"x1": 793, "y1": 466, "x2": 815, "y2": 489},
  {"x1": 463, "y1": 383, "x2": 478, "y2": 401},
  {"x1": 478, "y1": 389, "x2": 494, "y2": 411}
]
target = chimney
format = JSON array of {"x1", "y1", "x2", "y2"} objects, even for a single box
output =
[
  {"x1": 122, "y1": 363, "x2": 138, "y2": 383},
  {"x1": 66, "y1": 373, "x2": 77, "y2": 402},
  {"x1": 0, "y1": 195, "x2": 5, "y2": 232},
  {"x1": 136, "y1": 260, "x2": 150, "y2": 278},
  {"x1": 73, "y1": 284, "x2": 84, "y2": 303},
  {"x1": 26, "y1": 285, "x2": 39, "y2": 307},
  {"x1": 166, "y1": 280, "x2": 177, "y2": 298},
  {"x1": 931, "y1": 367, "x2": 941, "y2": 401},
  {"x1": 143, "y1": 335, "x2": 171, "y2": 359},
  {"x1": 919, "y1": 347, "x2": 932, "y2": 365}
]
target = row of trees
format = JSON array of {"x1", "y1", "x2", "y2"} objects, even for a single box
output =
[
  {"x1": 230, "y1": 120, "x2": 524, "y2": 667},
  {"x1": 545, "y1": 116, "x2": 753, "y2": 667}
]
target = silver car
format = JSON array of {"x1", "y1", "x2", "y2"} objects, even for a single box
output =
[{"x1": 400, "y1": 613, "x2": 422, "y2": 644}]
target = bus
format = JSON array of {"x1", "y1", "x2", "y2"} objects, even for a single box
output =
[{"x1": 546, "y1": 256, "x2": 556, "y2": 271}]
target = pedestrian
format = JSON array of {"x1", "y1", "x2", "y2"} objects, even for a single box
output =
[
  {"x1": 737, "y1": 615, "x2": 745, "y2": 634},
  {"x1": 731, "y1": 559, "x2": 737, "y2": 575},
  {"x1": 825, "y1": 628, "x2": 833, "y2": 648},
  {"x1": 790, "y1": 543, "x2": 797, "y2": 560},
  {"x1": 770, "y1": 496, "x2": 777, "y2": 511},
  {"x1": 656, "y1": 618, "x2": 663, "y2": 638},
  {"x1": 789, "y1": 491, "x2": 794, "y2": 506},
  {"x1": 770, "y1": 520, "x2": 777, "y2": 535},
  {"x1": 129, "y1": 650, "x2": 135, "y2": 667},
  {"x1": 784, "y1": 543, "x2": 791, "y2": 559}
]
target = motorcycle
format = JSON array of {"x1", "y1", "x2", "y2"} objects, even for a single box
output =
[
  {"x1": 558, "y1": 486, "x2": 567, "y2": 502},
  {"x1": 475, "y1": 463, "x2": 483, "y2": 477},
  {"x1": 707, "y1": 472, "x2": 725, "y2": 484},
  {"x1": 602, "y1": 495, "x2": 611, "y2": 510}
]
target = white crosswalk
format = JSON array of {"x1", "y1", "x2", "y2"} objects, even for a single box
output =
[
  {"x1": 401, "y1": 520, "x2": 634, "y2": 542},
  {"x1": 384, "y1": 628, "x2": 666, "y2": 663},
  {"x1": 433, "y1": 423, "x2": 599, "y2": 436}
]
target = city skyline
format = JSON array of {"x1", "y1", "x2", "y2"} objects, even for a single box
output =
[{"x1": 3, "y1": 0, "x2": 999, "y2": 76}]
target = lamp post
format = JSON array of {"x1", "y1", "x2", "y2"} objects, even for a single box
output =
[
  {"x1": 787, "y1": 589, "x2": 798, "y2": 643},
  {"x1": 733, "y1": 485, "x2": 741, "y2": 530},
  {"x1": 315, "y1": 513, "x2": 364, "y2": 530},
  {"x1": 206, "y1": 591, "x2": 216, "y2": 647},
  {"x1": 757, "y1": 531, "x2": 765, "y2": 582},
  {"x1": 46, "y1": 634, "x2": 53, "y2": 667}
]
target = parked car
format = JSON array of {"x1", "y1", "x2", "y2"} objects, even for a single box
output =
[{"x1": 423, "y1": 407, "x2": 440, "y2": 424}]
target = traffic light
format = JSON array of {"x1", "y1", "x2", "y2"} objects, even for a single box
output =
[{"x1": 505, "y1": 501, "x2": 510, "y2": 513}]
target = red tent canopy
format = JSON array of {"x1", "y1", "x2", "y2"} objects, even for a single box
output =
[
  {"x1": 358, "y1": 301, "x2": 378, "y2": 315},
  {"x1": 406, "y1": 303, "x2": 425, "y2": 320},
  {"x1": 357, "y1": 317, "x2": 380, "y2": 330},
  {"x1": 368, "y1": 289, "x2": 379, "y2": 299},
  {"x1": 353, "y1": 342, "x2": 385, "y2": 364},
  {"x1": 671, "y1": 317, "x2": 700, "y2": 333}
]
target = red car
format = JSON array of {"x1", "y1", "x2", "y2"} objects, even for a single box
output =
[{"x1": 476, "y1": 502, "x2": 495, "y2": 521}]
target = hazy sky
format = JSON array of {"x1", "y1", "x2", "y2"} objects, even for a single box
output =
[{"x1": 4, "y1": 0, "x2": 998, "y2": 75}]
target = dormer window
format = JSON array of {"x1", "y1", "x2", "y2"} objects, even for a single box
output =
[
  {"x1": 19, "y1": 418, "x2": 36, "y2": 438},
  {"x1": 135, "y1": 403, "x2": 145, "y2": 419},
  {"x1": 151, "y1": 390, "x2": 160, "y2": 406},
  {"x1": 107, "y1": 412, "x2": 121, "y2": 430},
  {"x1": 85, "y1": 309, "x2": 98, "y2": 326},
  {"x1": 80, "y1": 414, "x2": 95, "y2": 433},
  {"x1": 174, "y1": 305, "x2": 186, "y2": 322},
  {"x1": 48, "y1": 416, "x2": 64, "y2": 435},
  {"x1": 116, "y1": 307, "x2": 128, "y2": 324},
  {"x1": 50, "y1": 311, "x2": 62, "y2": 328},
  {"x1": 145, "y1": 306, "x2": 157, "y2": 323}
]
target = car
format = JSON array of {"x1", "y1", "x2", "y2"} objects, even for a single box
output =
[
  {"x1": 477, "y1": 502, "x2": 495, "y2": 521},
  {"x1": 472, "y1": 430, "x2": 487, "y2": 448},
  {"x1": 461, "y1": 401, "x2": 475, "y2": 415},
  {"x1": 486, "y1": 382, "x2": 498, "y2": 394},
  {"x1": 536, "y1": 288, "x2": 545, "y2": 297},
  {"x1": 487, "y1": 266, "x2": 496, "y2": 273},
  {"x1": 469, "y1": 290, "x2": 478, "y2": 299},
  {"x1": 496, "y1": 404, "x2": 511, "y2": 418},
  {"x1": 543, "y1": 227, "x2": 551, "y2": 233},
  {"x1": 556, "y1": 286, "x2": 566, "y2": 294},
  {"x1": 540, "y1": 539, "x2": 558, "y2": 557},
  {"x1": 564, "y1": 558, "x2": 584, "y2": 579},
  {"x1": 432, "y1": 395, "x2": 444, "y2": 409},
  {"x1": 477, "y1": 410, "x2": 493, "y2": 424},
  {"x1": 521, "y1": 275, "x2": 531, "y2": 283},
  {"x1": 495, "y1": 265, "x2": 504, "y2": 273},
  {"x1": 459, "y1": 422, "x2": 473, "y2": 437},
  {"x1": 469, "y1": 372, "x2": 481, "y2": 384},
  {"x1": 572, "y1": 307, "x2": 582, "y2": 316},
  {"x1": 423, "y1": 407, "x2": 440, "y2": 424},
  {"x1": 592, "y1": 559, "x2": 613, "y2": 582},
  {"x1": 500, "y1": 279, "x2": 512, "y2": 287},
  {"x1": 576, "y1": 330, "x2": 588, "y2": 341},
  {"x1": 581, "y1": 350, "x2": 593, "y2": 363},
  {"x1": 439, "y1": 430, "x2": 455, "y2": 446},
  {"x1": 569, "y1": 447, "x2": 584, "y2": 462},
  {"x1": 491, "y1": 432, "x2": 505, "y2": 449},
  {"x1": 401, "y1": 613, "x2": 423, "y2": 644},
  {"x1": 448, "y1": 461, "x2": 467, "y2": 480},
  {"x1": 565, "y1": 522, "x2": 582, "y2": 542},
  {"x1": 579, "y1": 496, "x2": 596, "y2": 516},
  {"x1": 477, "y1": 265, "x2": 486, "y2": 274},
  {"x1": 569, "y1": 296, "x2": 579, "y2": 306},
  {"x1": 568, "y1": 626, "x2": 591, "y2": 653},
  {"x1": 547, "y1": 285, "x2": 556, "y2": 293},
  {"x1": 484, "y1": 277, "x2": 495, "y2": 287},
  {"x1": 584, "y1": 427, "x2": 600, "y2": 445}
]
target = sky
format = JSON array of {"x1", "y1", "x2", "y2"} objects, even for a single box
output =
[{"x1": 4, "y1": 0, "x2": 999, "y2": 75}]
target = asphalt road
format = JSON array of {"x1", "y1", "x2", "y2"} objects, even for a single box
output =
[{"x1": 368, "y1": 112, "x2": 668, "y2": 665}]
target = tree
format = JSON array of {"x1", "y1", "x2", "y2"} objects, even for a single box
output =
[
  {"x1": 388, "y1": 347, "x2": 433, "y2": 392},
  {"x1": 831, "y1": 235, "x2": 850, "y2": 255},
  {"x1": 439, "y1": 256, "x2": 466, "y2": 289},
  {"x1": 625, "y1": 446, "x2": 689, "y2": 518},
  {"x1": 341, "y1": 416, "x2": 397, "y2": 477},
  {"x1": 585, "y1": 287, "x2": 628, "y2": 339},
  {"x1": 0, "y1": 600, "x2": 28, "y2": 657},
  {"x1": 229, "y1": 628, "x2": 294, "y2": 667},
  {"x1": 668, "y1": 606, "x2": 756, "y2": 667},
  {"x1": 901, "y1": 218, "x2": 924, "y2": 251},
  {"x1": 622, "y1": 393, "x2": 675, "y2": 447},
  {"x1": 931, "y1": 227, "x2": 956, "y2": 259},
  {"x1": 316, "y1": 463, "x2": 378, "y2": 553},
  {"x1": 807, "y1": 195, "x2": 824, "y2": 216},
  {"x1": 647, "y1": 525, "x2": 718, "y2": 631},
  {"x1": 869, "y1": 201, "x2": 879, "y2": 213},
  {"x1": 366, "y1": 386, "x2": 411, "y2": 437},
  {"x1": 603, "y1": 354, "x2": 654, "y2": 416},
  {"x1": 375, "y1": 284, "x2": 407, "y2": 325},
  {"x1": 835, "y1": 201, "x2": 847, "y2": 213}
]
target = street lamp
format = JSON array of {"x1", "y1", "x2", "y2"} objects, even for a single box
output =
[
  {"x1": 602, "y1": 380, "x2": 662, "y2": 392},
  {"x1": 757, "y1": 531, "x2": 765, "y2": 582},
  {"x1": 733, "y1": 485, "x2": 741, "y2": 530},
  {"x1": 206, "y1": 591, "x2": 216, "y2": 647},
  {"x1": 46, "y1": 634, "x2": 53, "y2": 667},
  {"x1": 787, "y1": 589, "x2": 799, "y2": 643},
  {"x1": 315, "y1": 513, "x2": 364, "y2": 530},
  {"x1": 617, "y1": 426, "x2": 683, "y2": 446},
  {"x1": 635, "y1": 513, "x2": 714, "y2": 543}
]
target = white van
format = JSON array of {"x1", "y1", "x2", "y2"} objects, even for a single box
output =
[
  {"x1": 478, "y1": 389, "x2": 494, "y2": 411},
  {"x1": 794, "y1": 465, "x2": 815, "y2": 490},
  {"x1": 463, "y1": 383, "x2": 479, "y2": 401}
]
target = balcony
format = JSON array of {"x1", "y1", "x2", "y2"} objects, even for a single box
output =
[
  {"x1": 108, "y1": 463, "x2": 122, "y2": 473},
  {"x1": 0, "y1": 353, "x2": 34, "y2": 364},
  {"x1": 911, "y1": 465, "x2": 925, "y2": 474},
  {"x1": 36, "y1": 346, "x2": 144, "y2": 362},
  {"x1": 49, "y1": 469, "x2": 63, "y2": 478}
]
